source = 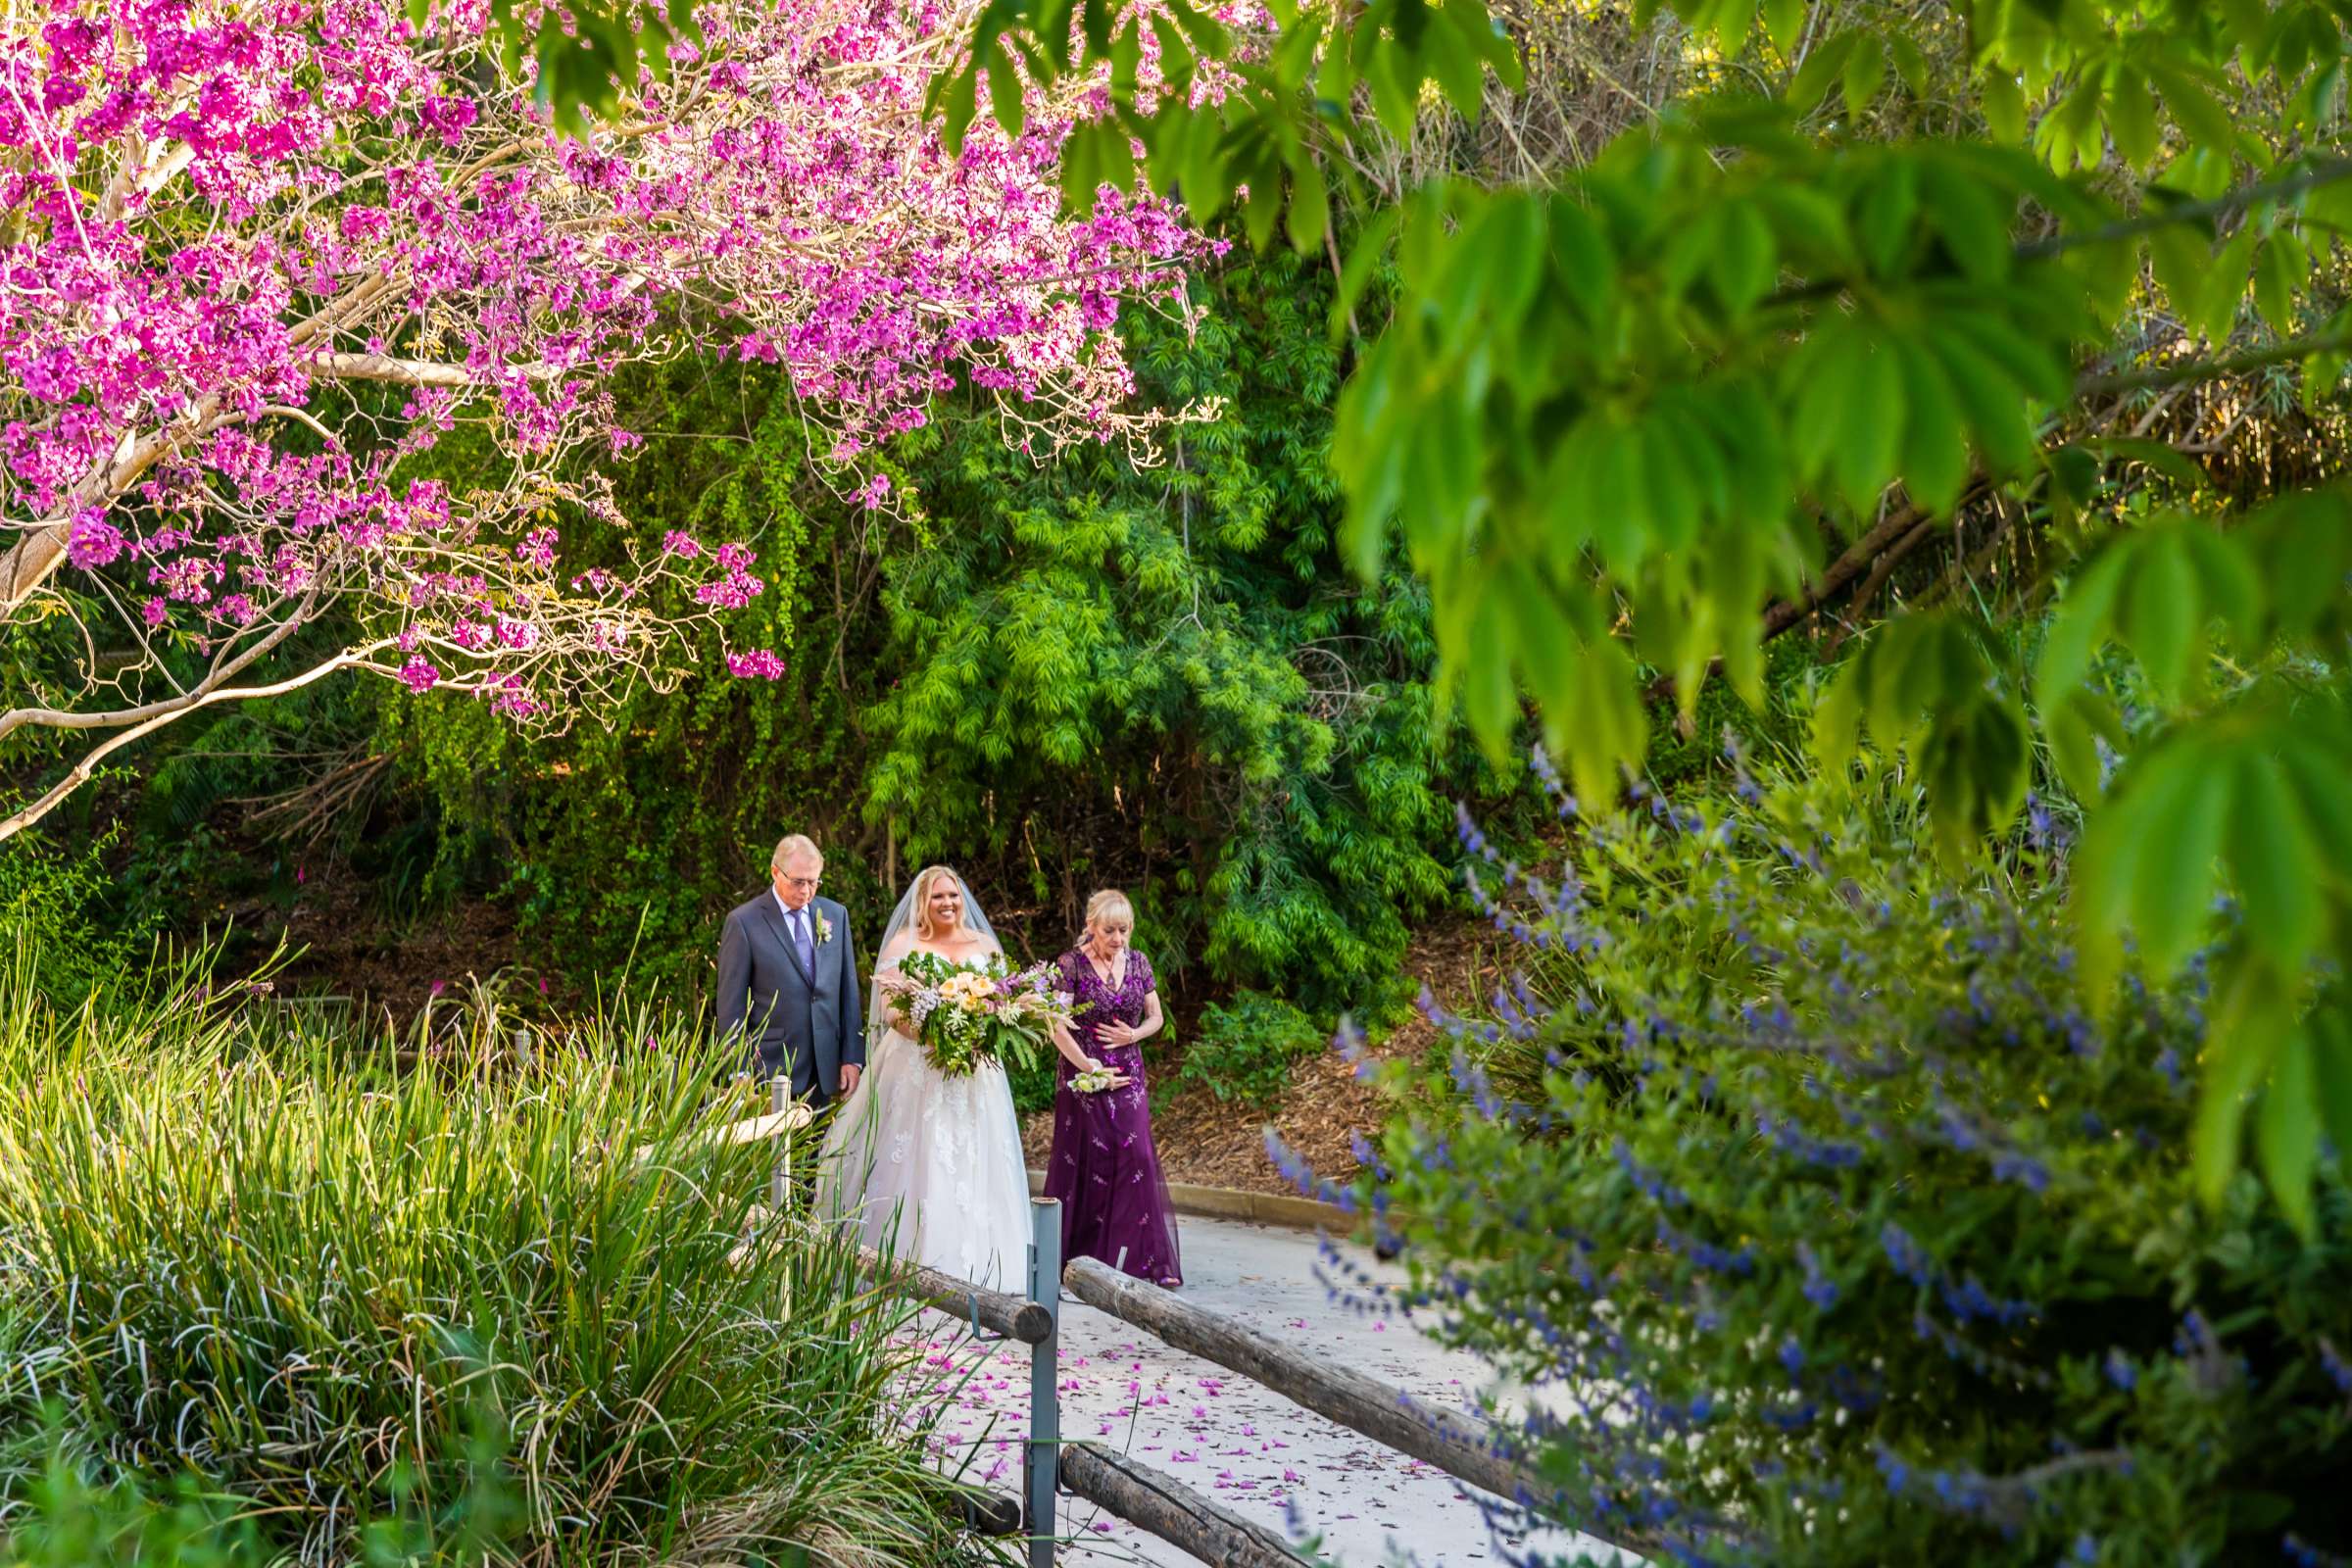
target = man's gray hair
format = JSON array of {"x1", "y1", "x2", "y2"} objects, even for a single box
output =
[{"x1": 771, "y1": 833, "x2": 823, "y2": 871}]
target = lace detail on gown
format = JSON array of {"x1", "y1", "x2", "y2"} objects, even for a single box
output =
[{"x1": 815, "y1": 1019, "x2": 1032, "y2": 1292}]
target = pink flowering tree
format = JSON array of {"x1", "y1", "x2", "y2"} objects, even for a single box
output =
[{"x1": 0, "y1": 0, "x2": 1202, "y2": 841}]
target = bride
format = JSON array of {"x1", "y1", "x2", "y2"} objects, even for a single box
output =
[{"x1": 814, "y1": 864, "x2": 1033, "y2": 1290}]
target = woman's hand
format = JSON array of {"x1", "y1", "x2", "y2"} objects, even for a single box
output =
[{"x1": 1098, "y1": 1019, "x2": 1140, "y2": 1049}]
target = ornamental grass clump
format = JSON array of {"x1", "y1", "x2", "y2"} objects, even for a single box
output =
[
  {"x1": 1335, "y1": 754, "x2": 2352, "y2": 1566},
  {"x1": 0, "y1": 953, "x2": 984, "y2": 1565}
]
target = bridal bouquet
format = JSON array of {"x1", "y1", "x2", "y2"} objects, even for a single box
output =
[{"x1": 887, "y1": 951, "x2": 1081, "y2": 1078}]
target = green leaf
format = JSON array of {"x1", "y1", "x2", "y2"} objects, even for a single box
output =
[
  {"x1": 2257, "y1": 1025, "x2": 2322, "y2": 1235},
  {"x1": 1465, "y1": 2, "x2": 1525, "y2": 93},
  {"x1": 1548, "y1": 199, "x2": 1617, "y2": 326},
  {"x1": 2150, "y1": 62, "x2": 2240, "y2": 154},
  {"x1": 2105, "y1": 65, "x2": 2163, "y2": 172},
  {"x1": 1481, "y1": 195, "x2": 1548, "y2": 328},
  {"x1": 1931, "y1": 328, "x2": 2037, "y2": 477},
  {"x1": 2147, "y1": 223, "x2": 2213, "y2": 339},
  {"x1": 2035, "y1": 551, "x2": 2125, "y2": 705},
  {"x1": 1921, "y1": 158, "x2": 2012, "y2": 283},
  {"x1": 992, "y1": 39, "x2": 1030, "y2": 136},
  {"x1": 2312, "y1": 1004, "x2": 2352, "y2": 1160},
  {"x1": 1889, "y1": 31, "x2": 1930, "y2": 98},
  {"x1": 2194, "y1": 978, "x2": 2281, "y2": 1207},
  {"x1": 1641, "y1": 416, "x2": 1702, "y2": 553},
  {"x1": 2132, "y1": 751, "x2": 2230, "y2": 975},
  {"x1": 1463, "y1": 588, "x2": 1519, "y2": 757},
  {"x1": 1833, "y1": 340, "x2": 1906, "y2": 513},
  {"x1": 2123, "y1": 527, "x2": 2201, "y2": 700},
  {"x1": 1286, "y1": 152, "x2": 1330, "y2": 251},
  {"x1": 2043, "y1": 693, "x2": 2117, "y2": 803},
  {"x1": 1423, "y1": 2, "x2": 1488, "y2": 121},
  {"x1": 939, "y1": 60, "x2": 980, "y2": 154},
  {"x1": 2230, "y1": 753, "x2": 2324, "y2": 976},
  {"x1": 1982, "y1": 68, "x2": 2029, "y2": 144},
  {"x1": 1502, "y1": 569, "x2": 1579, "y2": 719},
  {"x1": 1242, "y1": 154, "x2": 1286, "y2": 249},
  {"x1": 1812, "y1": 659, "x2": 1863, "y2": 772},
  {"x1": 1059, "y1": 120, "x2": 1103, "y2": 212},
  {"x1": 1842, "y1": 31, "x2": 1886, "y2": 121},
  {"x1": 1365, "y1": 30, "x2": 1422, "y2": 141},
  {"x1": 1894, "y1": 339, "x2": 1968, "y2": 514},
  {"x1": 1856, "y1": 156, "x2": 1920, "y2": 276},
  {"x1": 1562, "y1": 640, "x2": 1646, "y2": 808},
  {"x1": 1788, "y1": 33, "x2": 1857, "y2": 115},
  {"x1": 2254, "y1": 232, "x2": 2309, "y2": 338},
  {"x1": 2037, "y1": 78, "x2": 2103, "y2": 172},
  {"x1": 1710, "y1": 201, "x2": 1777, "y2": 315},
  {"x1": 1330, "y1": 207, "x2": 1401, "y2": 340},
  {"x1": 1921, "y1": 693, "x2": 2030, "y2": 865}
]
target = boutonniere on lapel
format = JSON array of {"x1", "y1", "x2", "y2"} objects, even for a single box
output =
[{"x1": 814, "y1": 911, "x2": 834, "y2": 946}]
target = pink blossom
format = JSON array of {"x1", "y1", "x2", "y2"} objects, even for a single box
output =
[
  {"x1": 726, "y1": 649, "x2": 787, "y2": 679},
  {"x1": 0, "y1": 0, "x2": 1207, "y2": 832},
  {"x1": 696, "y1": 571, "x2": 765, "y2": 610},
  {"x1": 67, "y1": 513, "x2": 123, "y2": 568}
]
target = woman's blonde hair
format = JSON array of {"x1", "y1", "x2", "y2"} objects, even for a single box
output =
[
  {"x1": 909, "y1": 864, "x2": 967, "y2": 940},
  {"x1": 1084, "y1": 888, "x2": 1134, "y2": 931}
]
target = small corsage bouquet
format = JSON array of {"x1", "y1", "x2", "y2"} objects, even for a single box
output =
[
  {"x1": 886, "y1": 951, "x2": 1083, "y2": 1077},
  {"x1": 1070, "y1": 1066, "x2": 1122, "y2": 1095}
]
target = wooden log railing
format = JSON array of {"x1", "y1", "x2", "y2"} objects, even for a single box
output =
[
  {"x1": 1063, "y1": 1254, "x2": 1554, "y2": 1511},
  {"x1": 859, "y1": 1246, "x2": 1053, "y2": 1345},
  {"x1": 1059, "y1": 1444, "x2": 1298, "y2": 1568}
]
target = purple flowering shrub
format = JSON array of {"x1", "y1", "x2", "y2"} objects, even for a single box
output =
[{"x1": 1333, "y1": 755, "x2": 2352, "y2": 1566}]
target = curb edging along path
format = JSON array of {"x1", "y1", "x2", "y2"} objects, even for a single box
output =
[{"x1": 1025, "y1": 1168, "x2": 1362, "y2": 1233}]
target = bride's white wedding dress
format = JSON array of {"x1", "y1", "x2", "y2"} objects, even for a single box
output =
[{"x1": 814, "y1": 883, "x2": 1032, "y2": 1292}]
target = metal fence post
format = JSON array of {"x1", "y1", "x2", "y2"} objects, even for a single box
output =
[
  {"x1": 769, "y1": 1077, "x2": 791, "y2": 1215},
  {"x1": 1024, "y1": 1197, "x2": 1062, "y2": 1568}
]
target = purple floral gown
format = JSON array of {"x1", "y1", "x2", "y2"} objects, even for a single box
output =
[{"x1": 1045, "y1": 948, "x2": 1183, "y2": 1287}]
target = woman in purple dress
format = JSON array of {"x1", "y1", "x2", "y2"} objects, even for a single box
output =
[{"x1": 1045, "y1": 889, "x2": 1183, "y2": 1287}]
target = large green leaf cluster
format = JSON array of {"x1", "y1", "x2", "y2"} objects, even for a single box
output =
[
  {"x1": 944, "y1": 0, "x2": 2352, "y2": 1212},
  {"x1": 1349, "y1": 760, "x2": 2352, "y2": 1565}
]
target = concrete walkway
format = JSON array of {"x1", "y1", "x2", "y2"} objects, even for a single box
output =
[{"x1": 897, "y1": 1214, "x2": 1630, "y2": 1567}]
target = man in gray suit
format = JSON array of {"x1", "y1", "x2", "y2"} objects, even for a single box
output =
[{"x1": 714, "y1": 833, "x2": 864, "y2": 1104}]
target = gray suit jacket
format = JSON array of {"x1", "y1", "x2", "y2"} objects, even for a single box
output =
[{"x1": 713, "y1": 891, "x2": 864, "y2": 1103}]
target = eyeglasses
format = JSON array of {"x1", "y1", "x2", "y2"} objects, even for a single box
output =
[{"x1": 773, "y1": 869, "x2": 820, "y2": 892}]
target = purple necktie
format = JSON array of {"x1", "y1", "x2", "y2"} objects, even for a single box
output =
[{"x1": 794, "y1": 906, "x2": 814, "y2": 974}]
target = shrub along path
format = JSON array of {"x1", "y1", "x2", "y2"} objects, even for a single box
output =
[{"x1": 898, "y1": 1215, "x2": 1627, "y2": 1566}]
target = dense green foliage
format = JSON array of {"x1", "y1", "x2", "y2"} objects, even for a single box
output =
[
  {"x1": 372, "y1": 247, "x2": 1473, "y2": 1018},
  {"x1": 0, "y1": 958, "x2": 981, "y2": 1564},
  {"x1": 1335, "y1": 757, "x2": 2352, "y2": 1564},
  {"x1": 1164, "y1": 989, "x2": 1325, "y2": 1106},
  {"x1": 0, "y1": 835, "x2": 150, "y2": 1007},
  {"x1": 950, "y1": 0, "x2": 2352, "y2": 1209}
]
